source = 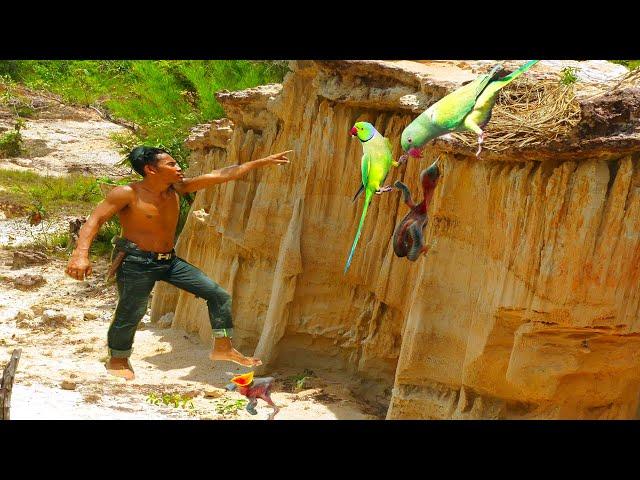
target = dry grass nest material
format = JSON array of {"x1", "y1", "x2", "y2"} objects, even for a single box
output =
[
  {"x1": 450, "y1": 77, "x2": 581, "y2": 152},
  {"x1": 449, "y1": 68, "x2": 640, "y2": 153}
]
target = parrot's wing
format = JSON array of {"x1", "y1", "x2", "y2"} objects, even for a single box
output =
[
  {"x1": 467, "y1": 87, "x2": 499, "y2": 127},
  {"x1": 380, "y1": 149, "x2": 394, "y2": 185},
  {"x1": 361, "y1": 152, "x2": 371, "y2": 187},
  {"x1": 431, "y1": 65, "x2": 503, "y2": 130}
]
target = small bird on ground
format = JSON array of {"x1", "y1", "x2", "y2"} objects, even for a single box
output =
[{"x1": 225, "y1": 371, "x2": 280, "y2": 420}]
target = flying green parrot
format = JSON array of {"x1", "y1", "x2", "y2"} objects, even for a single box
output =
[
  {"x1": 344, "y1": 121, "x2": 398, "y2": 273},
  {"x1": 399, "y1": 60, "x2": 539, "y2": 161}
]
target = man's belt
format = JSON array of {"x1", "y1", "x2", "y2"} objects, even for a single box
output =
[{"x1": 113, "y1": 237, "x2": 176, "y2": 261}]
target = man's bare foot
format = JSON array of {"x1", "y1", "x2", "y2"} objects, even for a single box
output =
[
  {"x1": 209, "y1": 349, "x2": 263, "y2": 367},
  {"x1": 105, "y1": 357, "x2": 135, "y2": 380},
  {"x1": 210, "y1": 337, "x2": 262, "y2": 367}
]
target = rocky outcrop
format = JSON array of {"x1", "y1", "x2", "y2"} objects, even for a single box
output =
[{"x1": 150, "y1": 60, "x2": 640, "y2": 419}]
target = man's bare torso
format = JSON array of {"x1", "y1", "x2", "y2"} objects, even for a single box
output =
[{"x1": 119, "y1": 182, "x2": 180, "y2": 253}]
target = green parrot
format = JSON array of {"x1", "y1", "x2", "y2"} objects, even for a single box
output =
[
  {"x1": 399, "y1": 60, "x2": 539, "y2": 160},
  {"x1": 345, "y1": 121, "x2": 398, "y2": 273}
]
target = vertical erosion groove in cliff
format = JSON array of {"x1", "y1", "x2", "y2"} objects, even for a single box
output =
[
  {"x1": 149, "y1": 60, "x2": 640, "y2": 419},
  {"x1": 389, "y1": 152, "x2": 640, "y2": 420}
]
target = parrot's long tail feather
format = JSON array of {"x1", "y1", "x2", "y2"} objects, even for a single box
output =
[
  {"x1": 497, "y1": 60, "x2": 539, "y2": 85},
  {"x1": 476, "y1": 60, "x2": 539, "y2": 101},
  {"x1": 344, "y1": 190, "x2": 373, "y2": 273}
]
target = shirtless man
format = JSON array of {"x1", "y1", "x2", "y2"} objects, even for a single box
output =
[{"x1": 65, "y1": 146, "x2": 291, "y2": 380}]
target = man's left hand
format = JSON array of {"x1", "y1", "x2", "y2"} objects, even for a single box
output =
[{"x1": 262, "y1": 150, "x2": 292, "y2": 166}]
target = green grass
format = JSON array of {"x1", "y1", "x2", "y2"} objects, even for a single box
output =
[
  {"x1": 610, "y1": 60, "x2": 640, "y2": 71},
  {"x1": 92, "y1": 218, "x2": 121, "y2": 257},
  {"x1": 0, "y1": 75, "x2": 35, "y2": 118},
  {"x1": 560, "y1": 67, "x2": 579, "y2": 85},
  {"x1": 0, "y1": 61, "x2": 289, "y2": 240},
  {"x1": 0, "y1": 119, "x2": 25, "y2": 158},
  {"x1": 28, "y1": 230, "x2": 71, "y2": 252},
  {"x1": 8, "y1": 217, "x2": 119, "y2": 259},
  {"x1": 213, "y1": 397, "x2": 247, "y2": 416},
  {"x1": 0, "y1": 169, "x2": 102, "y2": 210},
  {"x1": 0, "y1": 168, "x2": 122, "y2": 257},
  {"x1": 0, "y1": 60, "x2": 289, "y2": 166},
  {"x1": 146, "y1": 392, "x2": 195, "y2": 410},
  {"x1": 285, "y1": 369, "x2": 315, "y2": 392},
  {"x1": 0, "y1": 129, "x2": 23, "y2": 158},
  {"x1": 0, "y1": 168, "x2": 196, "y2": 257}
]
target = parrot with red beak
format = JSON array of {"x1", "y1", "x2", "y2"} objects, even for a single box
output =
[
  {"x1": 225, "y1": 371, "x2": 280, "y2": 420},
  {"x1": 345, "y1": 121, "x2": 398, "y2": 273},
  {"x1": 399, "y1": 60, "x2": 539, "y2": 162},
  {"x1": 392, "y1": 157, "x2": 441, "y2": 261}
]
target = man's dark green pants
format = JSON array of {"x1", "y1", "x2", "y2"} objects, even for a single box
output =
[{"x1": 107, "y1": 238, "x2": 233, "y2": 358}]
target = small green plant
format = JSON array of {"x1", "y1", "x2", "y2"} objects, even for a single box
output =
[
  {"x1": 15, "y1": 102, "x2": 35, "y2": 118},
  {"x1": 0, "y1": 119, "x2": 25, "y2": 158},
  {"x1": 0, "y1": 72, "x2": 16, "y2": 87},
  {"x1": 47, "y1": 231, "x2": 71, "y2": 250},
  {"x1": 146, "y1": 392, "x2": 195, "y2": 410},
  {"x1": 286, "y1": 369, "x2": 315, "y2": 392},
  {"x1": 27, "y1": 199, "x2": 47, "y2": 221},
  {"x1": 560, "y1": 67, "x2": 579, "y2": 85},
  {"x1": 213, "y1": 397, "x2": 248, "y2": 416},
  {"x1": 0, "y1": 79, "x2": 35, "y2": 118}
]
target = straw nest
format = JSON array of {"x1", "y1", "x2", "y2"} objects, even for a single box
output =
[
  {"x1": 449, "y1": 76, "x2": 581, "y2": 152},
  {"x1": 449, "y1": 67, "x2": 640, "y2": 153}
]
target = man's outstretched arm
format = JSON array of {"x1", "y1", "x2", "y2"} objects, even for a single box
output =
[
  {"x1": 173, "y1": 150, "x2": 291, "y2": 194},
  {"x1": 65, "y1": 186, "x2": 134, "y2": 281}
]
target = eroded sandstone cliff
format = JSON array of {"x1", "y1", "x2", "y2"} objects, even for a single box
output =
[{"x1": 150, "y1": 60, "x2": 640, "y2": 419}]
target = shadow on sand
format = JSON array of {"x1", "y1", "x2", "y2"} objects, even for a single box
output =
[{"x1": 139, "y1": 324, "x2": 385, "y2": 420}]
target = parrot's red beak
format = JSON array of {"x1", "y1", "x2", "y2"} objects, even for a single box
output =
[
  {"x1": 408, "y1": 147, "x2": 422, "y2": 158},
  {"x1": 350, "y1": 127, "x2": 358, "y2": 136}
]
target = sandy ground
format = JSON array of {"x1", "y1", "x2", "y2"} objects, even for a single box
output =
[
  {"x1": 0, "y1": 93, "x2": 380, "y2": 420},
  {"x1": 0, "y1": 247, "x2": 379, "y2": 420},
  {"x1": 0, "y1": 117, "x2": 131, "y2": 178},
  {"x1": 0, "y1": 215, "x2": 71, "y2": 248},
  {"x1": 0, "y1": 86, "x2": 131, "y2": 178}
]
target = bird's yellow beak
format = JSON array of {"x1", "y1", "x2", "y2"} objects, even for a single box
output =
[{"x1": 231, "y1": 371, "x2": 254, "y2": 386}]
